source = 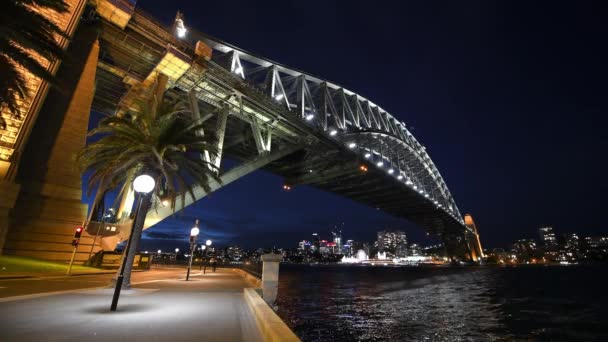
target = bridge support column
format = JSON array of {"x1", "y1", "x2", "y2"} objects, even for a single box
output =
[
  {"x1": 4, "y1": 24, "x2": 101, "y2": 263},
  {"x1": 261, "y1": 253, "x2": 282, "y2": 306}
]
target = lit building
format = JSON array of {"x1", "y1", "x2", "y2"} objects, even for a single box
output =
[
  {"x1": 344, "y1": 239, "x2": 354, "y2": 256},
  {"x1": 312, "y1": 233, "x2": 320, "y2": 252},
  {"x1": 409, "y1": 243, "x2": 422, "y2": 256},
  {"x1": 319, "y1": 240, "x2": 330, "y2": 254},
  {"x1": 512, "y1": 239, "x2": 537, "y2": 262},
  {"x1": 226, "y1": 245, "x2": 243, "y2": 261},
  {"x1": 395, "y1": 244, "x2": 408, "y2": 258},
  {"x1": 298, "y1": 240, "x2": 311, "y2": 251},
  {"x1": 376, "y1": 230, "x2": 407, "y2": 255},
  {"x1": 538, "y1": 226, "x2": 558, "y2": 247}
]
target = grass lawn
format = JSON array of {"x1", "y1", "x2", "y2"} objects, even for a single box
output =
[{"x1": 0, "y1": 255, "x2": 104, "y2": 274}]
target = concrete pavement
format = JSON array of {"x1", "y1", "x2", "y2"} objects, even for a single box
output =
[{"x1": 0, "y1": 269, "x2": 264, "y2": 341}]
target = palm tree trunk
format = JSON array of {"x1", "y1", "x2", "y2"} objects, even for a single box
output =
[{"x1": 117, "y1": 191, "x2": 153, "y2": 289}]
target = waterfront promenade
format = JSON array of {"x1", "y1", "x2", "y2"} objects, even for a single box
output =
[{"x1": 0, "y1": 269, "x2": 264, "y2": 341}]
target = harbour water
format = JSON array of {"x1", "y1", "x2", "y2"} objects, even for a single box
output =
[{"x1": 275, "y1": 264, "x2": 608, "y2": 341}]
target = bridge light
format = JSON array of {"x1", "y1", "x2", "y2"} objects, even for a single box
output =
[
  {"x1": 275, "y1": 93, "x2": 284, "y2": 101},
  {"x1": 306, "y1": 114, "x2": 315, "y2": 121},
  {"x1": 397, "y1": 175, "x2": 403, "y2": 180},
  {"x1": 376, "y1": 161, "x2": 383, "y2": 167},
  {"x1": 234, "y1": 67, "x2": 243, "y2": 75},
  {"x1": 406, "y1": 180, "x2": 413, "y2": 185},
  {"x1": 413, "y1": 185, "x2": 418, "y2": 190},
  {"x1": 364, "y1": 153, "x2": 371, "y2": 159},
  {"x1": 348, "y1": 142, "x2": 356, "y2": 149},
  {"x1": 425, "y1": 194, "x2": 429, "y2": 198},
  {"x1": 388, "y1": 169, "x2": 394, "y2": 174},
  {"x1": 329, "y1": 129, "x2": 338, "y2": 136}
]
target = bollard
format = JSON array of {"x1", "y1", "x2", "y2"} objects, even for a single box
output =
[{"x1": 261, "y1": 253, "x2": 282, "y2": 305}]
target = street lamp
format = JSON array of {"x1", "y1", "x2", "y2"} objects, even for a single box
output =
[
  {"x1": 199, "y1": 245, "x2": 207, "y2": 271},
  {"x1": 111, "y1": 173, "x2": 155, "y2": 312},
  {"x1": 186, "y1": 220, "x2": 199, "y2": 281},
  {"x1": 202, "y1": 240, "x2": 212, "y2": 273}
]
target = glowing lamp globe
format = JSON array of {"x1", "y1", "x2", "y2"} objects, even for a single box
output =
[
  {"x1": 133, "y1": 174, "x2": 155, "y2": 193},
  {"x1": 190, "y1": 227, "x2": 200, "y2": 237},
  {"x1": 206, "y1": 239, "x2": 212, "y2": 246}
]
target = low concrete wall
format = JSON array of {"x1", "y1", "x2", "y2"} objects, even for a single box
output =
[
  {"x1": 231, "y1": 268, "x2": 261, "y2": 288},
  {"x1": 243, "y1": 288, "x2": 300, "y2": 342}
]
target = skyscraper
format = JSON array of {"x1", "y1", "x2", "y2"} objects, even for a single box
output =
[
  {"x1": 538, "y1": 227, "x2": 558, "y2": 247},
  {"x1": 312, "y1": 233, "x2": 321, "y2": 252},
  {"x1": 376, "y1": 230, "x2": 407, "y2": 255}
]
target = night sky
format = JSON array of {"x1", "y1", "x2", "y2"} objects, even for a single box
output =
[{"x1": 88, "y1": 1, "x2": 608, "y2": 252}]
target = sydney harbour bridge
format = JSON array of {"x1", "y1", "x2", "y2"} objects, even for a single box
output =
[{"x1": 0, "y1": 0, "x2": 481, "y2": 262}]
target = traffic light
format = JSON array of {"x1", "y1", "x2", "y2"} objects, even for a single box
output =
[{"x1": 74, "y1": 226, "x2": 83, "y2": 239}]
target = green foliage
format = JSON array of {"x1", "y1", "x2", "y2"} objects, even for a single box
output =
[
  {"x1": 0, "y1": 0, "x2": 69, "y2": 129},
  {"x1": 77, "y1": 93, "x2": 222, "y2": 212}
]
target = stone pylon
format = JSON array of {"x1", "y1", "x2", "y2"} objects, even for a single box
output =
[{"x1": 4, "y1": 21, "x2": 101, "y2": 263}]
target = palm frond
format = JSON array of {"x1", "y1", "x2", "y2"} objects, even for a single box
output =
[{"x1": 78, "y1": 90, "x2": 223, "y2": 220}]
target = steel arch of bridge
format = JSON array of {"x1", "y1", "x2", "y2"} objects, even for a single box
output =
[
  {"x1": 194, "y1": 35, "x2": 464, "y2": 226},
  {"x1": 89, "y1": 7, "x2": 466, "y2": 236}
]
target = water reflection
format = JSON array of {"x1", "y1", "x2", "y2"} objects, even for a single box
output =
[{"x1": 276, "y1": 265, "x2": 608, "y2": 341}]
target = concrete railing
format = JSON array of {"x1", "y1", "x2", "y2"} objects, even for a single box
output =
[{"x1": 244, "y1": 288, "x2": 300, "y2": 342}]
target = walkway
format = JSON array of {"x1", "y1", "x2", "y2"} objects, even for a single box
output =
[{"x1": 0, "y1": 269, "x2": 264, "y2": 341}]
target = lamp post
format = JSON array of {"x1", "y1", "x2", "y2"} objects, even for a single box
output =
[
  {"x1": 186, "y1": 220, "x2": 199, "y2": 281},
  {"x1": 175, "y1": 248, "x2": 179, "y2": 261},
  {"x1": 111, "y1": 174, "x2": 155, "y2": 311},
  {"x1": 199, "y1": 245, "x2": 206, "y2": 271},
  {"x1": 203, "y1": 239, "x2": 212, "y2": 274}
]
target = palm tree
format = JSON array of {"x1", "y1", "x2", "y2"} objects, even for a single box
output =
[
  {"x1": 77, "y1": 92, "x2": 221, "y2": 288},
  {"x1": 0, "y1": 0, "x2": 69, "y2": 129}
]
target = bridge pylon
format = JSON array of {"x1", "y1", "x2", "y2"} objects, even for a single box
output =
[{"x1": 1, "y1": 11, "x2": 100, "y2": 262}]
